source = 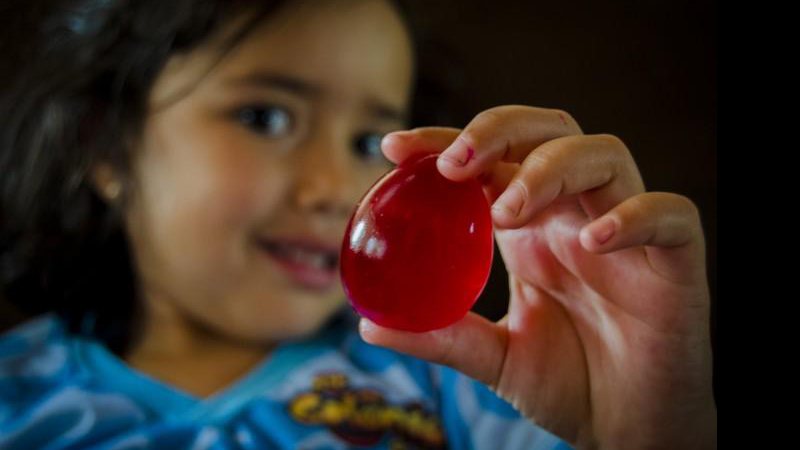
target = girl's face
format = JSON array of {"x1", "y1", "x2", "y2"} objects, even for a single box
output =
[{"x1": 117, "y1": 0, "x2": 413, "y2": 343}]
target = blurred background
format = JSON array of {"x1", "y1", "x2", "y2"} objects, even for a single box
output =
[{"x1": 405, "y1": 0, "x2": 716, "y2": 395}]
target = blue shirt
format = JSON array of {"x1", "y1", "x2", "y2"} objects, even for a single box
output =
[{"x1": 0, "y1": 313, "x2": 571, "y2": 449}]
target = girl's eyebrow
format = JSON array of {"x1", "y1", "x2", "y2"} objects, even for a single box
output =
[
  {"x1": 225, "y1": 71, "x2": 408, "y2": 123},
  {"x1": 368, "y1": 101, "x2": 407, "y2": 124},
  {"x1": 225, "y1": 72, "x2": 322, "y2": 98}
]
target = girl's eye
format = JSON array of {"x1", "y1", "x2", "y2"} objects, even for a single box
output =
[
  {"x1": 353, "y1": 133, "x2": 387, "y2": 162},
  {"x1": 237, "y1": 105, "x2": 293, "y2": 136}
]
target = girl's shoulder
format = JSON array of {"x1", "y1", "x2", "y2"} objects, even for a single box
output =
[
  {"x1": 0, "y1": 314, "x2": 74, "y2": 388},
  {"x1": 0, "y1": 314, "x2": 87, "y2": 423},
  {"x1": 0, "y1": 315, "x2": 70, "y2": 413},
  {"x1": 0, "y1": 315, "x2": 152, "y2": 449}
]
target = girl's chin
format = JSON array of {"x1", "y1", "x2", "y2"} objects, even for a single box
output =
[{"x1": 216, "y1": 299, "x2": 346, "y2": 342}]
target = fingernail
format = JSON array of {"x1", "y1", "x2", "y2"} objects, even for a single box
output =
[
  {"x1": 439, "y1": 139, "x2": 475, "y2": 167},
  {"x1": 382, "y1": 131, "x2": 409, "y2": 147},
  {"x1": 492, "y1": 183, "x2": 525, "y2": 219},
  {"x1": 589, "y1": 217, "x2": 616, "y2": 245}
]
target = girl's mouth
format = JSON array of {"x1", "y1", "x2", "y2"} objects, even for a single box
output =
[{"x1": 257, "y1": 238, "x2": 340, "y2": 291}]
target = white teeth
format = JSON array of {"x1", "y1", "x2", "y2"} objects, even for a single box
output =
[
  {"x1": 314, "y1": 254, "x2": 329, "y2": 268},
  {"x1": 303, "y1": 252, "x2": 328, "y2": 269},
  {"x1": 288, "y1": 246, "x2": 305, "y2": 262},
  {"x1": 272, "y1": 243, "x2": 333, "y2": 269}
]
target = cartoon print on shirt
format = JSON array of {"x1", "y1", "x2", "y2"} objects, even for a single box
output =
[{"x1": 289, "y1": 373, "x2": 446, "y2": 449}]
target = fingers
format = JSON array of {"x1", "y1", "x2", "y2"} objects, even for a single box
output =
[
  {"x1": 480, "y1": 161, "x2": 519, "y2": 204},
  {"x1": 381, "y1": 127, "x2": 460, "y2": 165},
  {"x1": 435, "y1": 105, "x2": 584, "y2": 181},
  {"x1": 359, "y1": 312, "x2": 508, "y2": 388},
  {"x1": 579, "y1": 192, "x2": 707, "y2": 285},
  {"x1": 382, "y1": 126, "x2": 520, "y2": 204},
  {"x1": 385, "y1": 107, "x2": 646, "y2": 231},
  {"x1": 383, "y1": 106, "x2": 582, "y2": 173},
  {"x1": 492, "y1": 134, "x2": 645, "y2": 228}
]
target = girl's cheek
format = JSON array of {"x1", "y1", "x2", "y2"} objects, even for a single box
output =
[
  {"x1": 189, "y1": 129, "x2": 283, "y2": 217},
  {"x1": 213, "y1": 158, "x2": 293, "y2": 232},
  {"x1": 353, "y1": 165, "x2": 394, "y2": 200}
]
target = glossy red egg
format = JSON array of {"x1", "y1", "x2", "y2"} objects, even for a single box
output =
[{"x1": 340, "y1": 153, "x2": 494, "y2": 332}]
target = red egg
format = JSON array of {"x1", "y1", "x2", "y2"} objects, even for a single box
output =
[{"x1": 340, "y1": 153, "x2": 494, "y2": 332}]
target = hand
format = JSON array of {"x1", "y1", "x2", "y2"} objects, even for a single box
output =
[{"x1": 359, "y1": 106, "x2": 716, "y2": 450}]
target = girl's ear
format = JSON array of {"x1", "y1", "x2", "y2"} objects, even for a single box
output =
[{"x1": 90, "y1": 162, "x2": 123, "y2": 204}]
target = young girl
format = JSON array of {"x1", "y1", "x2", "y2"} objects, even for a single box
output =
[{"x1": 0, "y1": 0, "x2": 716, "y2": 449}]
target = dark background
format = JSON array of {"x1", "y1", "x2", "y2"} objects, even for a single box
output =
[{"x1": 406, "y1": 0, "x2": 716, "y2": 394}]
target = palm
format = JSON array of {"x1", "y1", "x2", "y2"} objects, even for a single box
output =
[{"x1": 493, "y1": 194, "x2": 711, "y2": 447}]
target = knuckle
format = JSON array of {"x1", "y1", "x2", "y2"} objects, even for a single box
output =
[
  {"x1": 626, "y1": 193, "x2": 655, "y2": 217},
  {"x1": 473, "y1": 107, "x2": 507, "y2": 131},
  {"x1": 472, "y1": 105, "x2": 527, "y2": 130},
  {"x1": 521, "y1": 135, "x2": 580, "y2": 172},
  {"x1": 673, "y1": 194, "x2": 702, "y2": 221},
  {"x1": 646, "y1": 192, "x2": 702, "y2": 223},
  {"x1": 593, "y1": 133, "x2": 637, "y2": 175},
  {"x1": 536, "y1": 135, "x2": 583, "y2": 163},
  {"x1": 524, "y1": 144, "x2": 558, "y2": 169},
  {"x1": 657, "y1": 191, "x2": 695, "y2": 208},
  {"x1": 596, "y1": 133, "x2": 630, "y2": 156},
  {"x1": 596, "y1": 132, "x2": 623, "y2": 145},
  {"x1": 561, "y1": 135, "x2": 586, "y2": 153}
]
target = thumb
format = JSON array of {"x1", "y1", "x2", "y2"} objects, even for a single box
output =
[{"x1": 359, "y1": 312, "x2": 508, "y2": 387}]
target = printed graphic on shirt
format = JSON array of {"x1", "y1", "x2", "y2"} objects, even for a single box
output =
[{"x1": 288, "y1": 373, "x2": 446, "y2": 449}]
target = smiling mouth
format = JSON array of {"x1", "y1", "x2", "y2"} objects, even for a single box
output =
[{"x1": 257, "y1": 238, "x2": 340, "y2": 290}]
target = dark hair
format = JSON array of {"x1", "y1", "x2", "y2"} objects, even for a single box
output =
[
  {"x1": 0, "y1": 0, "x2": 290, "y2": 354},
  {"x1": 0, "y1": 0, "x2": 457, "y2": 355}
]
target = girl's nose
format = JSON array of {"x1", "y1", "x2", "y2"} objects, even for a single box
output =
[{"x1": 293, "y1": 150, "x2": 356, "y2": 219}]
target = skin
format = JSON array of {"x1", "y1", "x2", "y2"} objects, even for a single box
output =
[
  {"x1": 362, "y1": 113, "x2": 717, "y2": 449},
  {"x1": 93, "y1": 0, "x2": 716, "y2": 448},
  {"x1": 93, "y1": 0, "x2": 413, "y2": 397}
]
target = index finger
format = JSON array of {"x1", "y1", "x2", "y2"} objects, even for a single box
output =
[
  {"x1": 436, "y1": 105, "x2": 584, "y2": 182},
  {"x1": 380, "y1": 126, "x2": 461, "y2": 165}
]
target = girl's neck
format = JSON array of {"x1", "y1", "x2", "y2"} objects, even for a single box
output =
[{"x1": 124, "y1": 295, "x2": 274, "y2": 398}]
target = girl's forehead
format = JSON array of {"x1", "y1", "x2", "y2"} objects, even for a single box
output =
[
  {"x1": 225, "y1": 0, "x2": 413, "y2": 90},
  {"x1": 151, "y1": 0, "x2": 413, "y2": 112}
]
